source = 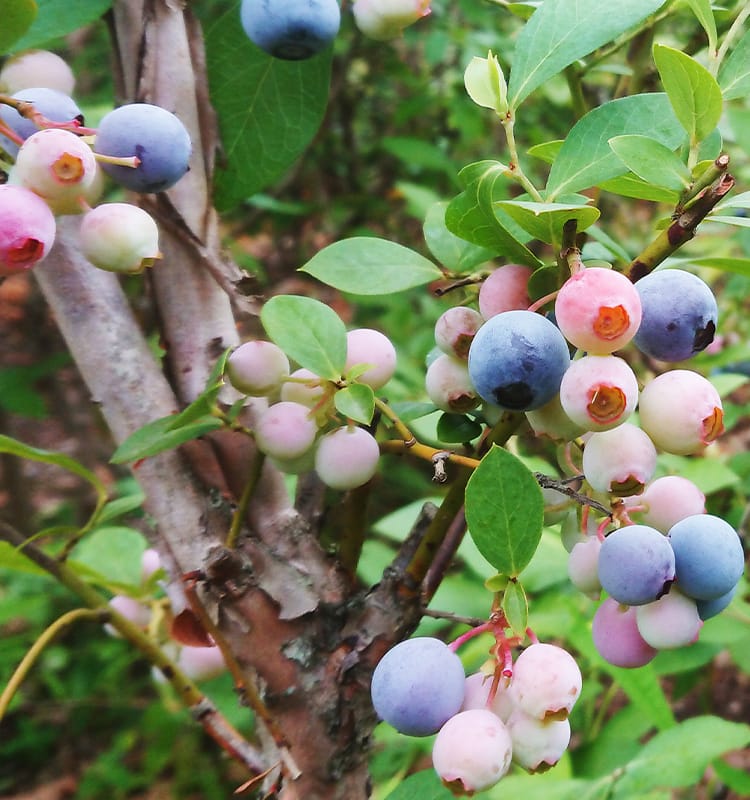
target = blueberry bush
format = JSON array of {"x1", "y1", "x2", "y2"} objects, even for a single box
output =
[{"x1": 1, "y1": 1, "x2": 750, "y2": 798}]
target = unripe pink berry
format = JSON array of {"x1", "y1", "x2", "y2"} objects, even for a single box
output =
[
  {"x1": 345, "y1": 328, "x2": 397, "y2": 390},
  {"x1": 635, "y1": 589, "x2": 702, "y2": 650},
  {"x1": 314, "y1": 425, "x2": 380, "y2": 490},
  {"x1": 226, "y1": 340, "x2": 290, "y2": 396},
  {"x1": 582, "y1": 423, "x2": 657, "y2": 496},
  {"x1": 0, "y1": 50, "x2": 75, "y2": 95},
  {"x1": 79, "y1": 202, "x2": 161, "y2": 274},
  {"x1": 254, "y1": 401, "x2": 318, "y2": 460},
  {"x1": 478, "y1": 264, "x2": 533, "y2": 319},
  {"x1": 461, "y1": 671, "x2": 515, "y2": 721},
  {"x1": 509, "y1": 643, "x2": 582, "y2": 721},
  {"x1": 554, "y1": 267, "x2": 642, "y2": 353},
  {"x1": 434, "y1": 306, "x2": 483, "y2": 360},
  {"x1": 624, "y1": 475, "x2": 706, "y2": 533},
  {"x1": 432, "y1": 709, "x2": 513, "y2": 793},
  {"x1": 0, "y1": 184, "x2": 56, "y2": 275},
  {"x1": 567, "y1": 536, "x2": 602, "y2": 598},
  {"x1": 104, "y1": 594, "x2": 151, "y2": 637},
  {"x1": 559, "y1": 354, "x2": 638, "y2": 431},
  {"x1": 280, "y1": 367, "x2": 325, "y2": 407},
  {"x1": 506, "y1": 709, "x2": 570, "y2": 773},
  {"x1": 638, "y1": 370, "x2": 724, "y2": 455},
  {"x1": 178, "y1": 645, "x2": 227, "y2": 681},
  {"x1": 141, "y1": 548, "x2": 163, "y2": 582},
  {"x1": 11, "y1": 128, "x2": 97, "y2": 214},
  {"x1": 425, "y1": 353, "x2": 479, "y2": 413}
]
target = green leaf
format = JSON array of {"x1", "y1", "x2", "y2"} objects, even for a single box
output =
[
  {"x1": 385, "y1": 770, "x2": 454, "y2": 799},
  {"x1": 713, "y1": 758, "x2": 750, "y2": 796},
  {"x1": 507, "y1": 0, "x2": 666, "y2": 108},
  {"x1": 96, "y1": 493, "x2": 146, "y2": 525},
  {"x1": 203, "y1": 3, "x2": 331, "y2": 211},
  {"x1": 502, "y1": 580, "x2": 528, "y2": 637},
  {"x1": 608, "y1": 135, "x2": 691, "y2": 191},
  {"x1": 0, "y1": 541, "x2": 47, "y2": 575},
  {"x1": 71, "y1": 526, "x2": 148, "y2": 588},
  {"x1": 445, "y1": 161, "x2": 543, "y2": 268},
  {"x1": 435, "y1": 412, "x2": 483, "y2": 443},
  {"x1": 464, "y1": 51, "x2": 508, "y2": 115},
  {"x1": 598, "y1": 174, "x2": 680, "y2": 203},
  {"x1": 707, "y1": 214, "x2": 750, "y2": 229},
  {"x1": 546, "y1": 94, "x2": 684, "y2": 199},
  {"x1": 110, "y1": 415, "x2": 224, "y2": 464},
  {"x1": 299, "y1": 237, "x2": 442, "y2": 295},
  {"x1": 0, "y1": 0, "x2": 37, "y2": 54},
  {"x1": 495, "y1": 201, "x2": 600, "y2": 245},
  {"x1": 653, "y1": 44, "x2": 723, "y2": 144},
  {"x1": 612, "y1": 716, "x2": 750, "y2": 798},
  {"x1": 527, "y1": 139, "x2": 564, "y2": 164},
  {"x1": 9, "y1": 0, "x2": 112, "y2": 51},
  {"x1": 0, "y1": 434, "x2": 106, "y2": 498},
  {"x1": 465, "y1": 445, "x2": 544, "y2": 576},
  {"x1": 683, "y1": 0, "x2": 717, "y2": 55},
  {"x1": 718, "y1": 28, "x2": 750, "y2": 100},
  {"x1": 687, "y1": 256, "x2": 750, "y2": 277},
  {"x1": 261, "y1": 295, "x2": 347, "y2": 380},
  {"x1": 423, "y1": 202, "x2": 496, "y2": 273},
  {"x1": 334, "y1": 385, "x2": 375, "y2": 425}
]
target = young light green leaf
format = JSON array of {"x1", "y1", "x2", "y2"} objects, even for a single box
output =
[
  {"x1": 718, "y1": 27, "x2": 750, "y2": 100},
  {"x1": 507, "y1": 0, "x2": 666, "y2": 109},
  {"x1": 608, "y1": 135, "x2": 691, "y2": 191},
  {"x1": 203, "y1": 4, "x2": 331, "y2": 211},
  {"x1": 261, "y1": 295, "x2": 347, "y2": 379},
  {"x1": 464, "y1": 51, "x2": 508, "y2": 115},
  {"x1": 96, "y1": 492, "x2": 146, "y2": 525},
  {"x1": 334, "y1": 384, "x2": 375, "y2": 425},
  {"x1": 423, "y1": 202, "x2": 496, "y2": 273},
  {"x1": 0, "y1": 434, "x2": 106, "y2": 499},
  {"x1": 445, "y1": 161, "x2": 543, "y2": 268},
  {"x1": 0, "y1": 542, "x2": 48, "y2": 576},
  {"x1": 110, "y1": 416, "x2": 225, "y2": 464},
  {"x1": 546, "y1": 94, "x2": 684, "y2": 199},
  {"x1": 527, "y1": 140, "x2": 564, "y2": 165},
  {"x1": 598, "y1": 174, "x2": 680, "y2": 203},
  {"x1": 683, "y1": 0, "x2": 717, "y2": 56},
  {"x1": 707, "y1": 215, "x2": 750, "y2": 229},
  {"x1": 495, "y1": 201, "x2": 600, "y2": 245},
  {"x1": 0, "y1": 0, "x2": 37, "y2": 53},
  {"x1": 653, "y1": 44, "x2": 723, "y2": 144},
  {"x1": 465, "y1": 445, "x2": 544, "y2": 576},
  {"x1": 299, "y1": 237, "x2": 443, "y2": 295},
  {"x1": 502, "y1": 580, "x2": 528, "y2": 637},
  {"x1": 688, "y1": 256, "x2": 750, "y2": 278},
  {"x1": 70, "y1": 526, "x2": 148, "y2": 589},
  {"x1": 612, "y1": 716, "x2": 750, "y2": 798}
]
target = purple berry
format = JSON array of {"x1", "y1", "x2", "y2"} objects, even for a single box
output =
[
  {"x1": 598, "y1": 525, "x2": 675, "y2": 606},
  {"x1": 592, "y1": 598, "x2": 657, "y2": 668},
  {"x1": 668, "y1": 514, "x2": 744, "y2": 601},
  {"x1": 370, "y1": 637, "x2": 465, "y2": 736},
  {"x1": 468, "y1": 310, "x2": 570, "y2": 411},
  {"x1": 0, "y1": 87, "x2": 83, "y2": 157},
  {"x1": 94, "y1": 103, "x2": 192, "y2": 193},
  {"x1": 633, "y1": 269, "x2": 718, "y2": 361}
]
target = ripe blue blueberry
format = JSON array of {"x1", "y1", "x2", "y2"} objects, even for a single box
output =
[
  {"x1": 468, "y1": 310, "x2": 570, "y2": 411},
  {"x1": 370, "y1": 637, "x2": 465, "y2": 736},
  {"x1": 633, "y1": 269, "x2": 718, "y2": 361},
  {"x1": 598, "y1": 525, "x2": 676, "y2": 606},
  {"x1": 668, "y1": 514, "x2": 744, "y2": 601},
  {"x1": 240, "y1": 0, "x2": 341, "y2": 61},
  {"x1": 94, "y1": 103, "x2": 192, "y2": 193},
  {"x1": 0, "y1": 87, "x2": 83, "y2": 158}
]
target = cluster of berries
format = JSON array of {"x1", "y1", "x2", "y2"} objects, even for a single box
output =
[
  {"x1": 370, "y1": 636, "x2": 582, "y2": 793},
  {"x1": 106, "y1": 549, "x2": 228, "y2": 683},
  {"x1": 225, "y1": 328, "x2": 396, "y2": 490},
  {"x1": 239, "y1": 0, "x2": 431, "y2": 61},
  {"x1": 0, "y1": 49, "x2": 191, "y2": 278},
  {"x1": 426, "y1": 259, "x2": 743, "y2": 665}
]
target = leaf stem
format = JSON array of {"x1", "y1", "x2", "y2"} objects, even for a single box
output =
[
  {"x1": 501, "y1": 114, "x2": 544, "y2": 201},
  {"x1": 225, "y1": 452, "x2": 266, "y2": 548},
  {"x1": 0, "y1": 607, "x2": 106, "y2": 720},
  {"x1": 713, "y1": 3, "x2": 750, "y2": 76}
]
